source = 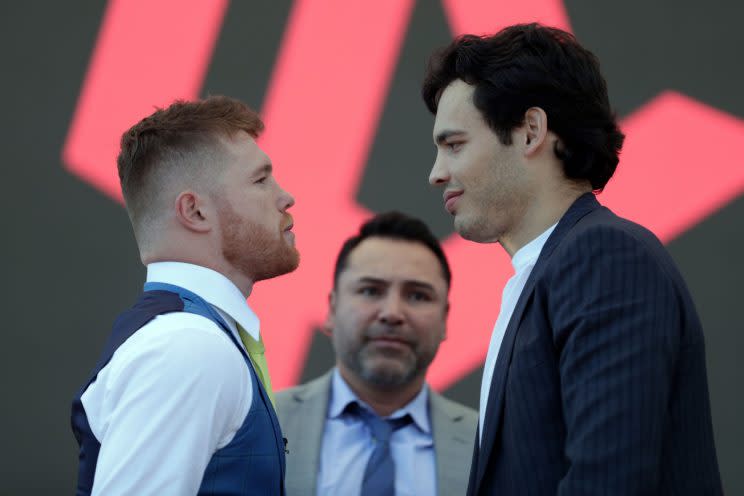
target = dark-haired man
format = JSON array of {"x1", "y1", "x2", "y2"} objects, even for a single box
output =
[
  {"x1": 71, "y1": 96, "x2": 296, "y2": 495},
  {"x1": 423, "y1": 23, "x2": 722, "y2": 495},
  {"x1": 276, "y1": 212, "x2": 477, "y2": 496}
]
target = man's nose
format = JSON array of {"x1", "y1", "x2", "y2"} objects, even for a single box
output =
[
  {"x1": 429, "y1": 154, "x2": 449, "y2": 187},
  {"x1": 378, "y1": 294, "x2": 404, "y2": 326},
  {"x1": 279, "y1": 186, "x2": 295, "y2": 211}
]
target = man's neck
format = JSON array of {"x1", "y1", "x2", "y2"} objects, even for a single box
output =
[
  {"x1": 501, "y1": 186, "x2": 589, "y2": 257},
  {"x1": 143, "y1": 256, "x2": 254, "y2": 297}
]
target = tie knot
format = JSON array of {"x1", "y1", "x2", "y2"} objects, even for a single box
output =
[{"x1": 347, "y1": 402, "x2": 413, "y2": 443}]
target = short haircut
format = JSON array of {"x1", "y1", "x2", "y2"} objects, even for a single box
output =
[
  {"x1": 117, "y1": 95, "x2": 264, "y2": 228},
  {"x1": 422, "y1": 23, "x2": 625, "y2": 191},
  {"x1": 333, "y1": 211, "x2": 452, "y2": 290}
]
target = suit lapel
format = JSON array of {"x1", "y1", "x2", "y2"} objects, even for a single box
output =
[
  {"x1": 474, "y1": 193, "x2": 600, "y2": 493},
  {"x1": 430, "y1": 392, "x2": 476, "y2": 495},
  {"x1": 282, "y1": 372, "x2": 331, "y2": 496}
]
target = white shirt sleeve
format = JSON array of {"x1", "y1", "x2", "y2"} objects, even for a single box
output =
[{"x1": 81, "y1": 313, "x2": 252, "y2": 496}]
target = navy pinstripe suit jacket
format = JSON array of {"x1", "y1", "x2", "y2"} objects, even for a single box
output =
[{"x1": 468, "y1": 193, "x2": 722, "y2": 495}]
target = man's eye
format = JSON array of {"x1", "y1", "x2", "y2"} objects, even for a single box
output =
[
  {"x1": 255, "y1": 177, "x2": 267, "y2": 184},
  {"x1": 447, "y1": 142, "x2": 463, "y2": 152},
  {"x1": 358, "y1": 286, "x2": 380, "y2": 296},
  {"x1": 408, "y1": 291, "x2": 432, "y2": 302}
]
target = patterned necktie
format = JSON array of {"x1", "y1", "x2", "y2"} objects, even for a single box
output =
[
  {"x1": 236, "y1": 323, "x2": 275, "y2": 408},
  {"x1": 350, "y1": 403, "x2": 413, "y2": 496}
]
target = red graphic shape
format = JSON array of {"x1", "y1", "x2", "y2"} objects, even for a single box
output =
[
  {"x1": 255, "y1": 0, "x2": 416, "y2": 388},
  {"x1": 62, "y1": 0, "x2": 744, "y2": 392},
  {"x1": 442, "y1": 0, "x2": 571, "y2": 34},
  {"x1": 601, "y1": 91, "x2": 744, "y2": 242},
  {"x1": 63, "y1": 0, "x2": 228, "y2": 201}
]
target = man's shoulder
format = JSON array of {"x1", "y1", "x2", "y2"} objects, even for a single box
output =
[
  {"x1": 556, "y1": 203, "x2": 682, "y2": 278},
  {"x1": 91, "y1": 311, "x2": 250, "y2": 411},
  {"x1": 275, "y1": 372, "x2": 332, "y2": 409},
  {"x1": 114, "y1": 313, "x2": 234, "y2": 366},
  {"x1": 568, "y1": 198, "x2": 674, "y2": 249},
  {"x1": 117, "y1": 312, "x2": 233, "y2": 363},
  {"x1": 429, "y1": 389, "x2": 478, "y2": 424},
  {"x1": 428, "y1": 389, "x2": 478, "y2": 447}
]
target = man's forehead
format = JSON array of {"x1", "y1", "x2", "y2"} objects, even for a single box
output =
[
  {"x1": 433, "y1": 80, "x2": 477, "y2": 134},
  {"x1": 223, "y1": 130, "x2": 262, "y2": 154},
  {"x1": 438, "y1": 79, "x2": 475, "y2": 109},
  {"x1": 221, "y1": 130, "x2": 271, "y2": 168},
  {"x1": 341, "y1": 238, "x2": 446, "y2": 287}
]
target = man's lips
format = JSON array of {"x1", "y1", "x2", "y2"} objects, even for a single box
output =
[
  {"x1": 443, "y1": 191, "x2": 463, "y2": 213},
  {"x1": 282, "y1": 221, "x2": 295, "y2": 243},
  {"x1": 367, "y1": 336, "x2": 412, "y2": 350},
  {"x1": 282, "y1": 214, "x2": 294, "y2": 231}
]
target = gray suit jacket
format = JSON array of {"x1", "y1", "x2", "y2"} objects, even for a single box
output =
[{"x1": 276, "y1": 370, "x2": 477, "y2": 496}]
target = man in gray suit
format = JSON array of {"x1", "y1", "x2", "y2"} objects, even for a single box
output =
[{"x1": 276, "y1": 211, "x2": 477, "y2": 496}]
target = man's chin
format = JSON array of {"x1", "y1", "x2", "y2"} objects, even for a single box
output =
[
  {"x1": 360, "y1": 358, "x2": 415, "y2": 385},
  {"x1": 277, "y1": 243, "x2": 301, "y2": 270},
  {"x1": 455, "y1": 216, "x2": 500, "y2": 244},
  {"x1": 362, "y1": 368, "x2": 411, "y2": 389},
  {"x1": 286, "y1": 248, "x2": 300, "y2": 272},
  {"x1": 254, "y1": 249, "x2": 300, "y2": 281}
]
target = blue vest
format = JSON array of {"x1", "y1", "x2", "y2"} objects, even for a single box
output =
[{"x1": 71, "y1": 283, "x2": 286, "y2": 495}]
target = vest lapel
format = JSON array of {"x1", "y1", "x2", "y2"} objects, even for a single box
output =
[{"x1": 474, "y1": 193, "x2": 600, "y2": 493}]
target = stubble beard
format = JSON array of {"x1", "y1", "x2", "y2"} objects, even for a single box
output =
[
  {"x1": 455, "y1": 167, "x2": 531, "y2": 245},
  {"x1": 338, "y1": 334, "x2": 437, "y2": 390},
  {"x1": 453, "y1": 193, "x2": 510, "y2": 244},
  {"x1": 454, "y1": 210, "x2": 503, "y2": 244},
  {"x1": 219, "y1": 203, "x2": 299, "y2": 282}
]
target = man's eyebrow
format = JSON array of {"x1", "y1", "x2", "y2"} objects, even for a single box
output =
[
  {"x1": 434, "y1": 130, "x2": 465, "y2": 145},
  {"x1": 403, "y1": 280, "x2": 436, "y2": 292},
  {"x1": 355, "y1": 276, "x2": 389, "y2": 285},
  {"x1": 355, "y1": 277, "x2": 436, "y2": 292},
  {"x1": 255, "y1": 163, "x2": 272, "y2": 176}
]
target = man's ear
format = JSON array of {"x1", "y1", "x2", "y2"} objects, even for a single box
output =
[
  {"x1": 321, "y1": 291, "x2": 337, "y2": 337},
  {"x1": 174, "y1": 190, "x2": 212, "y2": 233},
  {"x1": 523, "y1": 107, "x2": 549, "y2": 156}
]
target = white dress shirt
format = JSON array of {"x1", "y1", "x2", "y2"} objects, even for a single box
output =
[
  {"x1": 81, "y1": 262, "x2": 261, "y2": 495},
  {"x1": 316, "y1": 369, "x2": 436, "y2": 496},
  {"x1": 479, "y1": 224, "x2": 557, "y2": 443}
]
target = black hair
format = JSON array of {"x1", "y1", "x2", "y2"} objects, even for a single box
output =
[{"x1": 333, "y1": 211, "x2": 451, "y2": 289}]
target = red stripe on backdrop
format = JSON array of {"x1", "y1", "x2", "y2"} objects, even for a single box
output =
[
  {"x1": 601, "y1": 91, "x2": 744, "y2": 243},
  {"x1": 63, "y1": 0, "x2": 228, "y2": 201},
  {"x1": 441, "y1": 0, "x2": 571, "y2": 35},
  {"x1": 255, "y1": 0, "x2": 416, "y2": 388}
]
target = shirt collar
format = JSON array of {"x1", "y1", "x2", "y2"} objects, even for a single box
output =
[
  {"x1": 328, "y1": 368, "x2": 431, "y2": 434},
  {"x1": 511, "y1": 222, "x2": 558, "y2": 272},
  {"x1": 146, "y1": 261, "x2": 260, "y2": 340}
]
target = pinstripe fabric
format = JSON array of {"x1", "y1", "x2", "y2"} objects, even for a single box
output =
[{"x1": 468, "y1": 193, "x2": 722, "y2": 495}]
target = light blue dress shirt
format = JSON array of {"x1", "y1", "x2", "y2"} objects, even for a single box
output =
[{"x1": 316, "y1": 369, "x2": 436, "y2": 496}]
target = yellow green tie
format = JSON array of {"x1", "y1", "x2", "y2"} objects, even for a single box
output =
[{"x1": 237, "y1": 324, "x2": 276, "y2": 408}]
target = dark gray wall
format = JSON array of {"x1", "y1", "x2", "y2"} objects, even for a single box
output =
[{"x1": 1, "y1": 1, "x2": 741, "y2": 493}]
